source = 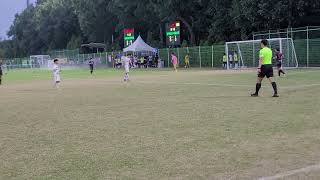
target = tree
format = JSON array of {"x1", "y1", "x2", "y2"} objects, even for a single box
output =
[
  {"x1": 73, "y1": 0, "x2": 117, "y2": 44},
  {"x1": 1, "y1": 0, "x2": 320, "y2": 58}
]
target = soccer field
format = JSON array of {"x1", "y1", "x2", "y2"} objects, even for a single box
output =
[{"x1": 1, "y1": 68, "x2": 320, "y2": 179}]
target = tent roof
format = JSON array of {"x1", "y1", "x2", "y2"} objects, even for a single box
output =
[{"x1": 123, "y1": 35, "x2": 157, "y2": 53}]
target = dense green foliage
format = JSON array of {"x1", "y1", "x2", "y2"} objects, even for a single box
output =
[{"x1": 0, "y1": 0, "x2": 319, "y2": 58}]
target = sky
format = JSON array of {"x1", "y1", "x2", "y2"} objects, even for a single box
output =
[{"x1": 0, "y1": 0, "x2": 36, "y2": 39}]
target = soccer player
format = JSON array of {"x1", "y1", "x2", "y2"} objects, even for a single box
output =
[
  {"x1": 251, "y1": 40, "x2": 279, "y2": 97},
  {"x1": 122, "y1": 54, "x2": 130, "y2": 82},
  {"x1": 171, "y1": 52, "x2": 178, "y2": 72},
  {"x1": 184, "y1": 53, "x2": 190, "y2": 68},
  {"x1": 89, "y1": 58, "x2": 94, "y2": 74},
  {"x1": 275, "y1": 48, "x2": 286, "y2": 77},
  {"x1": 222, "y1": 53, "x2": 227, "y2": 69},
  {"x1": 53, "y1": 59, "x2": 61, "y2": 89},
  {"x1": 0, "y1": 60, "x2": 3, "y2": 85},
  {"x1": 233, "y1": 51, "x2": 239, "y2": 69},
  {"x1": 228, "y1": 53, "x2": 233, "y2": 69}
]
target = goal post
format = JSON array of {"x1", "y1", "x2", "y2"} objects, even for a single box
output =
[{"x1": 225, "y1": 38, "x2": 299, "y2": 69}]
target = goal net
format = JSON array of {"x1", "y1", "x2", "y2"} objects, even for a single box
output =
[{"x1": 225, "y1": 38, "x2": 298, "y2": 69}]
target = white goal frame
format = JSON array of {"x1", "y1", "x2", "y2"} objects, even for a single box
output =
[{"x1": 225, "y1": 38, "x2": 299, "y2": 70}]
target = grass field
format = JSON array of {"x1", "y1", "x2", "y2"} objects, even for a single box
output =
[{"x1": 1, "y1": 68, "x2": 320, "y2": 180}]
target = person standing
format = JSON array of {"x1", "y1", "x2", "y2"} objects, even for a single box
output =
[
  {"x1": 0, "y1": 60, "x2": 3, "y2": 85},
  {"x1": 233, "y1": 51, "x2": 239, "y2": 69},
  {"x1": 139, "y1": 57, "x2": 144, "y2": 68},
  {"x1": 222, "y1": 53, "x2": 227, "y2": 69},
  {"x1": 89, "y1": 58, "x2": 94, "y2": 74},
  {"x1": 53, "y1": 59, "x2": 61, "y2": 89},
  {"x1": 171, "y1": 52, "x2": 178, "y2": 72},
  {"x1": 228, "y1": 53, "x2": 233, "y2": 69},
  {"x1": 122, "y1": 54, "x2": 131, "y2": 82},
  {"x1": 184, "y1": 53, "x2": 190, "y2": 68},
  {"x1": 251, "y1": 40, "x2": 279, "y2": 97},
  {"x1": 275, "y1": 48, "x2": 286, "y2": 77}
]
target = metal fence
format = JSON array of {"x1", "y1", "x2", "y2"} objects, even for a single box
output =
[
  {"x1": 253, "y1": 26, "x2": 320, "y2": 67},
  {"x1": 3, "y1": 26, "x2": 320, "y2": 69},
  {"x1": 158, "y1": 45, "x2": 225, "y2": 68},
  {"x1": 48, "y1": 46, "x2": 226, "y2": 69}
]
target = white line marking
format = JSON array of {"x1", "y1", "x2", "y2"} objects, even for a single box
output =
[
  {"x1": 285, "y1": 70, "x2": 320, "y2": 75},
  {"x1": 259, "y1": 164, "x2": 320, "y2": 180}
]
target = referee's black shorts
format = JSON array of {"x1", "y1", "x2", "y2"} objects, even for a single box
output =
[{"x1": 258, "y1": 64, "x2": 273, "y2": 78}]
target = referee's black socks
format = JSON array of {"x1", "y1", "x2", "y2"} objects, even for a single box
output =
[
  {"x1": 255, "y1": 83, "x2": 261, "y2": 95},
  {"x1": 271, "y1": 82, "x2": 278, "y2": 95}
]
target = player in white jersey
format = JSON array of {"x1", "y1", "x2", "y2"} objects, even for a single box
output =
[
  {"x1": 53, "y1": 59, "x2": 61, "y2": 88},
  {"x1": 122, "y1": 54, "x2": 130, "y2": 82},
  {"x1": 228, "y1": 53, "x2": 233, "y2": 69}
]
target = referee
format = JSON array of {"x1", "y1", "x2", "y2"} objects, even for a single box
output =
[{"x1": 251, "y1": 39, "x2": 279, "y2": 97}]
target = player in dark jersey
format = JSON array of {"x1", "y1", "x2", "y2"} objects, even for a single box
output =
[
  {"x1": 274, "y1": 49, "x2": 286, "y2": 77},
  {"x1": 89, "y1": 58, "x2": 94, "y2": 74},
  {"x1": 0, "y1": 60, "x2": 3, "y2": 85}
]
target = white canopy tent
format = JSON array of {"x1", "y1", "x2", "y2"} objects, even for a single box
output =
[{"x1": 123, "y1": 35, "x2": 157, "y2": 53}]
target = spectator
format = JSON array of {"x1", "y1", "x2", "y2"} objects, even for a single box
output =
[
  {"x1": 184, "y1": 53, "x2": 190, "y2": 68},
  {"x1": 222, "y1": 53, "x2": 227, "y2": 69}
]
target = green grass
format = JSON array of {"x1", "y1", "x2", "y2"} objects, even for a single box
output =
[
  {"x1": 1, "y1": 68, "x2": 320, "y2": 179},
  {"x1": 3, "y1": 68, "x2": 169, "y2": 83}
]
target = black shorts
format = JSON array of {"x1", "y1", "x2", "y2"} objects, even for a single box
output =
[
  {"x1": 223, "y1": 62, "x2": 227, "y2": 64},
  {"x1": 258, "y1": 65, "x2": 274, "y2": 78},
  {"x1": 0, "y1": 69, "x2": 2, "y2": 76}
]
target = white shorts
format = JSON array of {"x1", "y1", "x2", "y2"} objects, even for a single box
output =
[
  {"x1": 54, "y1": 75, "x2": 61, "y2": 82},
  {"x1": 125, "y1": 66, "x2": 130, "y2": 73}
]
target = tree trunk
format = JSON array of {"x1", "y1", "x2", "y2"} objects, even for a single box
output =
[{"x1": 177, "y1": 16, "x2": 195, "y2": 45}]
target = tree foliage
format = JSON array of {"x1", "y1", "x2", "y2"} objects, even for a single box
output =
[{"x1": 0, "y1": 0, "x2": 319, "y2": 58}]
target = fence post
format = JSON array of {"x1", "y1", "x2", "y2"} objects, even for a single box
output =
[
  {"x1": 253, "y1": 33, "x2": 256, "y2": 67},
  {"x1": 225, "y1": 43, "x2": 229, "y2": 70},
  {"x1": 211, "y1": 45, "x2": 214, "y2": 68},
  {"x1": 307, "y1": 26, "x2": 309, "y2": 68},
  {"x1": 286, "y1": 28, "x2": 290, "y2": 67},
  {"x1": 106, "y1": 52, "x2": 108, "y2": 67},
  {"x1": 187, "y1": 46, "x2": 190, "y2": 67},
  {"x1": 291, "y1": 27, "x2": 294, "y2": 67},
  {"x1": 167, "y1": 48, "x2": 170, "y2": 68},
  {"x1": 199, "y1": 46, "x2": 201, "y2": 68},
  {"x1": 177, "y1": 47, "x2": 180, "y2": 67},
  {"x1": 268, "y1": 30, "x2": 271, "y2": 40}
]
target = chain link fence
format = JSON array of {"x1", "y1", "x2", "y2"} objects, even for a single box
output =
[
  {"x1": 2, "y1": 26, "x2": 320, "y2": 70},
  {"x1": 158, "y1": 45, "x2": 225, "y2": 68},
  {"x1": 253, "y1": 26, "x2": 320, "y2": 67}
]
